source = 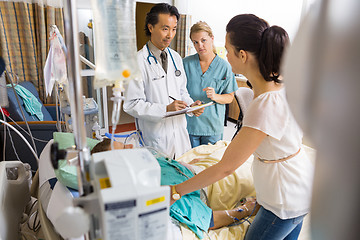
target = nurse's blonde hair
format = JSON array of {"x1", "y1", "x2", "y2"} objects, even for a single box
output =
[{"x1": 190, "y1": 21, "x2": 217, "y2": 54}]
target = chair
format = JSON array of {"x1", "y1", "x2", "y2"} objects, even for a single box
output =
[
  {"x1": 0, "y1": 81, "x2": 61, "y2": 171},
  {"x1": 231, "y1": 87, "x2": 254, "y2": 140}
]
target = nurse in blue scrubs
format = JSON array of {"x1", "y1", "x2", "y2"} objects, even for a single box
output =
[{"x1": 183, "y1": 21, "x2": 238, "y2": 148}]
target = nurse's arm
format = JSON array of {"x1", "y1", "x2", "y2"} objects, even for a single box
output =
[
  {"x1": 172, "y1": 127, "x2": 266, "y2": 204},
  {"x1": 203, "y1": 87, "x2": 234, "y2": 104}
]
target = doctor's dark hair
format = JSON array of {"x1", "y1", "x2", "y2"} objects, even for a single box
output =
[
  {"x1": 144, "y1": 3, "x2": 180, "y2": 37},
  {"x1": 226, "y1": 14, "x2": 289, "y2": 83}
]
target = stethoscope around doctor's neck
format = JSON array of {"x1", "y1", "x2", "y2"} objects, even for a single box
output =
[{"x1": 146, "y1": 43, "x2": 181, "y2": 78}]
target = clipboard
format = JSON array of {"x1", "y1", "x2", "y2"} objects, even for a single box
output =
[{"x1": 164, "y1": 101, "x2": 214, "y2": 118}]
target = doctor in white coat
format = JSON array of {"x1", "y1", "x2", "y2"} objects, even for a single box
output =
[{"x1": 124, "y1": 3, "x2": 203, "y2": 158}]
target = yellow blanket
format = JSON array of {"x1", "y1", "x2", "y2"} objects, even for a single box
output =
[{"x1": 176, "y1": 141, "x2": 256, "y2": 240}]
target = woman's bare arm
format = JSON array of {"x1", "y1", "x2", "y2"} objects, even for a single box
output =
[{"x1": 172, "y1": 127, "x2": 266, "y2": 204}]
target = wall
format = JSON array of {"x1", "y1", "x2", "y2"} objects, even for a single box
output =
[
  {"x1": 75, "y1": 0, "x2": 317, "y2": 128},
  {"x1": 187, "y1": 0, "x2": 316, "y2": 54},
  {"x1": 136, "y1": 2, "x2": 154, "y2": 50},
  {"x1": 137, "y1": 0, "x2": 172, "y2": 4}
]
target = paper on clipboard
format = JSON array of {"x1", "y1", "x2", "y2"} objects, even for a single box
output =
[{"x1": 164, "y1": 101, "x2": 214, "y2": 118}]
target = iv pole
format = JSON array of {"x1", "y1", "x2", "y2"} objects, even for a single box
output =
[{"x1": 63, "y1": 0, "x2": 91, "y2": 196}]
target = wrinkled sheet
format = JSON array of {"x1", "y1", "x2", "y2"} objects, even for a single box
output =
[{"x1": 176, "y1": 141, "x2": 256, "y2": 240}]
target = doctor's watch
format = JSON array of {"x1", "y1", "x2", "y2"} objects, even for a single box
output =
[{"x1": 171, "y1": 185, "x2": 181, "y2": 201}]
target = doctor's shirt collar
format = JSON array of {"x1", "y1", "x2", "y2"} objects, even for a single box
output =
[{"x1": 148, "y1": 41, "x2": 166, "y2": 64}]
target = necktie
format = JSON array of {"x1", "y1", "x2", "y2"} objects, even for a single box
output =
[{"x1": 160, "y1": 51, "x2": 168, "y2": 73}]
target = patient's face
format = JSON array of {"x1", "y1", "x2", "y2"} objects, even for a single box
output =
[{"x1": 108, "y1": 141, "x2": 133, "y2": 150}]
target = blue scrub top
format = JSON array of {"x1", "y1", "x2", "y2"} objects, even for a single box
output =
[{"x1": 183, "y1": 54, "x2": 238, "y2": 136}]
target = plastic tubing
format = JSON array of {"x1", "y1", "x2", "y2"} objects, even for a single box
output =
[
  {"x1": 0, "y1": 119, "x2": 39, "y2": 163},
  {"x1": 110, "y1": 83, "x2": 124, "y2": 150},
  {"x1": 104, "y1": 132, "x2": 129, "y2": 139}
]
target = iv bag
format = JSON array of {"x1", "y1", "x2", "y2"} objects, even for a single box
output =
[{"x1": 90, "y1": 0, "x2": 141, "y2": 88}]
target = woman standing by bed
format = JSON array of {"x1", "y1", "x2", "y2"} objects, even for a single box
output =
[
  {"x1": 171, "y1": 14, "x2": 314, "y2": 239},
  {"x1": 183, "y1": 21, "x2": 238, "y2": 148}
]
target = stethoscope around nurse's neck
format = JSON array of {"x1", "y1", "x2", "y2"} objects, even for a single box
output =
[{"x1": 146, "y1": 43, "x2": 181, "y2": 78}]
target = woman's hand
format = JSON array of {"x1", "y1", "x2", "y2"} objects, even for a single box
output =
[
  {"x1": 170, "y1": 196, "x2": 176, "y2": 205},
  {"x1": 190, "y1": 100, "x2": 204, "y2": 116},
  {"x1": 203, "y1": 87, "x2": 217, "y2": 100},
  {"x1": 203, "y1": 87, "x2": 235, "y2": 104},
  {"x1": 169, "y1": 185, "x2": 180, "y2": 205}
]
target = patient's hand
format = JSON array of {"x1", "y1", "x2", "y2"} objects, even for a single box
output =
[
  {"x1": 188, "y1": 158, "x2": 201, "y2": 165},
  {"x1": 178, "y1": 161, "x2": 195, "y2": 172}
]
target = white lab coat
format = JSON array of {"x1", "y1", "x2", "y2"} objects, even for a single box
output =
[{"x1": 124, "y1": 45, "x2": 193, "y2": 158}]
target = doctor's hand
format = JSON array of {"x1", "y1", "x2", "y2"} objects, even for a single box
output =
[
  {"x1": 190, "y1": 100, "x2": 204, "y2": 117},
  {"x1": 167, "y1": 100, "x2": 188, "y2": 112},
  {"x1": 203, "y1": 87, "x2": 217, "y2": 101}
]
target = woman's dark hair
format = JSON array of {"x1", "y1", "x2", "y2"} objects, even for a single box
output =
[
  {"x1": 226, "y1": 14, "x2": 289, "y2": 83},
  {"x1": 144, "y1": 3, "x2": 180, "y2": 37}
]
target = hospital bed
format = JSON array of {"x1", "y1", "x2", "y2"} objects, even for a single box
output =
[
  {"x1": 37, "y1": 134, "x2": 258, "y2": 240},
  {"x1": 175, "y1": 141, "x2": 256, "y2": 240}
]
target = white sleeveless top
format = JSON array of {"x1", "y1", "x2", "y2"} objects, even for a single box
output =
[{"x1": 243, "y1": 88, "x2": 314, "y2": 219}]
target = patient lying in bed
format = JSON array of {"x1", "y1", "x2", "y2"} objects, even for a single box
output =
[
  {"x1": 39, "y1": 133, "x2": 258, "y2": 240},
  {"x1": 91, "y1": 139, "x2": 259, "y2": 239}
]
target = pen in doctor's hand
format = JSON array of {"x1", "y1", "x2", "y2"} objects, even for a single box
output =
[
  {"x1": 169, "y1": 96, "x2": 177, "y2": 101},
  {"x1": 169, "y1": 96, "x2": 189, "y2": 107},
  {"x1": 167, "y1": 96, "x2": 189, "y2": 111}
]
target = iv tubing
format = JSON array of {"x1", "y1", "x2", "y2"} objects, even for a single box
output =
[
  {"x1": 5, "y1": 114, "x2": 50, "y2": 143},
  {"x1": 1, "y1": 108, "x2": 7, "y2": 161},
  {"x1": 110, "y1": 86, "x2": 123, "y2": 150},
  {"x1": 0, "y1": 119, "x2": 40, "y2": 163},
  {"x1": 7, "y1": 73, "x2": 38, "y2": 156},
  {"x1": 105, "y1": 132, "x2": 129, "y2": 139}
]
